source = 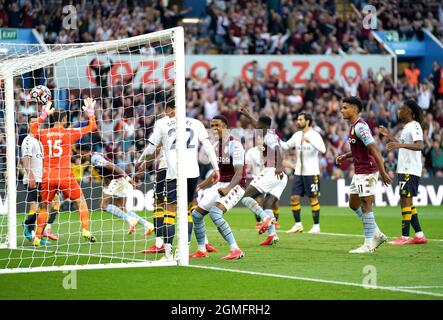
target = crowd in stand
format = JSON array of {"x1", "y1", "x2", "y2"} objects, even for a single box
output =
[
  {"x1": 7, "y1": 59, "x2": 443, "y2": 183},
  {"x1": 1, "y1": 0, "x2": 442, "y2": 54},
  {"x1": 1, "y1": 0, "x2": 443, "y2": 182}
]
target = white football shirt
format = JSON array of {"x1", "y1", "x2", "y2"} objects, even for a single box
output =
[
  {"x1": 21, "y1": 135, "x2": 43, "y2": 184},
  {"x1": 245, "y1": 146, "x2": 264, "y2": 178},
  {"x1": 397, "y1": 121, "x2": 423, "y2": 177},
  {"x1": 148, "y1": 117, "x2": 209, "y2": 179},
  {"x1": 280, "y1": 128, "x2": 326, "y2": 176}
]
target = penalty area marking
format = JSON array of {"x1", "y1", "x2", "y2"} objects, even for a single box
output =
[
  {"x1": 188, "y1": 265, "x2": 443, "y2": 298},
  {"x1": 205, "y1": 229, "x2": 443, "y2": 242},
  {"x1": 289, "y1": 231, "x2": 443, "y2": 242}
]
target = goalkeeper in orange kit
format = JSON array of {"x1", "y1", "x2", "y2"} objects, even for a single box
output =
[{"x1": 30, "y1": 98, "x2": 98, "y2": 246}]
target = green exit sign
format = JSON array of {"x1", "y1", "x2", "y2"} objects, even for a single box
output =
[{"x1": 0, "y1": 29, "x2": 18, "y2": 40}]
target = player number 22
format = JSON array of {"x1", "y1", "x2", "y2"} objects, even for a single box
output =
[
  {"x1": 168, "y1": 128, "x2": 195, "y2": 150},
  {"x1": 48, "y1": 139, "x2": 63, "y2": 157}
]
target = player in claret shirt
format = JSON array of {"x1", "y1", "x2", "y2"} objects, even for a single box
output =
[
  {"x1": 336, "y1": 96, "x2": 391, "y2": 253},
  {"x1": 189, "y1": 115, "x2": 247, "y2": 260},
  {"x1": 379, "y1": 99, "x2": 427, "y2": 245},
  {"x1": 239, "y1": 106, "x2": 287, "y2": 246},
  {"x1": 30, "y1": 98, "x2": 98, "y2": 246}
]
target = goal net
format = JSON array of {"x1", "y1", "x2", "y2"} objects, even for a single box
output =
[{"x1": 0, "y1": 27, "x2": 188, "y2": 273}]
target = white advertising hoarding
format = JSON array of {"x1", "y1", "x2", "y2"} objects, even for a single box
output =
[{"x1": 54, "y1": 55, "x2": 392, "y2": 88}]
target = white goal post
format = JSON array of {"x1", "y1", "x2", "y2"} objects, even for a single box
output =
[{"x1": 0, "y1": 27, "x2": 188, "y2": 274}]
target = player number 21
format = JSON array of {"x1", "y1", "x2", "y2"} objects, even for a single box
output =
[{"x1": 48, "y1": 139, "x2": 63, "y2": 157}]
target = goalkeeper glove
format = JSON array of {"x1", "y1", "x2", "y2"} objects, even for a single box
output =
[
  {"x1": 40, "y1": 101, "x2": 55, "y2": 120},
  {"x1": 82, "y1": 97, "x2": 96, "y2": 116}
]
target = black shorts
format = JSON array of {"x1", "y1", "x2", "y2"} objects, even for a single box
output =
[
  {"x1": 166, "y1": 177, "x2": 199, "y2": 204},
  {"x1": 291, "y1": 175, "x2": 320, "y2": 197},
  {"x1": 398, "y1": 173, "x2": 420, "y2": 198},
  {"x1": 154, "y1": 169, "x2": 167, "y2": 201},
  {"x1": 25, "y1": 183, "x2": 41, "y2": 203}
]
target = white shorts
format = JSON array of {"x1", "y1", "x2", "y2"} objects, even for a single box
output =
[
  {"x1": 349, "y1": 172, "x2": 379, "y2": 197},
  {"x1": 250, "y1": 167, "x2": 288, "y2": 200},
  {"x1": 103, "y1": 177, "x2": 133, "y2": 198},
  {"x1": 199, "y1": 182, "x2": 245, "y2": 212}
]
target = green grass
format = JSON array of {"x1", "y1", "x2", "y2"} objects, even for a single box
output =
[{"x1": 1, "y1": 206, "x2": 442, "y2": 300}]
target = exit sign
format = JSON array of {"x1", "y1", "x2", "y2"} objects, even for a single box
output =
[{"x1": 0, "y1": 29, "x2": 18, "y2": 40}]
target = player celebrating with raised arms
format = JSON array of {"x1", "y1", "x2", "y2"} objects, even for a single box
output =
[
  {"x1": 190, "y1": 115, "x2": 247, "y2": 260},
  {"x1": 379, "y1": 99, "x2": 427, "y2": 245},
  {"x1": 30, "y1": 98, "x2": 98, "y2": 246},
  {"x1": 336, "y1": 96, "x2": 391, "y2": 253}
]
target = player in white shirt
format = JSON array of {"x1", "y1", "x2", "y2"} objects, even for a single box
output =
[
  {"x1": 138, "y1": 99, "x2": 220, "y2": 260},
  {"x1": 280, "y1": 113, "x2": 326, "y2": 234},
  {"x1": 21, "y1": 116, "x2": 44, "y2": 242},
  {"x1": 239, "y1": 108, "x2": 288, "y2": 246},
  {"x1": 379, "y1": 99, "x2": 427, "y2": 245},
  {"x1": 245, "y1": 135, "x2": 280, "y2": 229}
]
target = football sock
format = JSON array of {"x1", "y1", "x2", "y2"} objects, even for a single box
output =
[
  {"x1": 354, "y1": 207, "x2": 382, "y2": 237},
  {"x1": 310, "y1": 199, "x2": 320, "y2": 224},
  {"x1": 354, "y1": 207, "x2": 363, "y2": 219},
  {"x1": 241, "y1": 197, "x2": 268, "y2": 221},
  {"x1": 155, "y1": 237, "x2": 164, "y2": 248},
  {"x1": 153, "y1": 206, "x2": 164, "y2": 239},
  {"x1": 78, "y1": 201, "x2": 90, "y2": 230},
  {"x1": 209, "y1": 206, "x2": 237, "y2": 246},
  {"x1": 106, "y1": 204, "x2": 131, "y2": 222},
  {"x1": 125, "y1": 210, "x2": 152, "y2": 228},
  {"x1": 401, "y1": 206, "x2": 412, "y2": 237},
  {"x1": 164, "y1": 243, "x2": 173, "y2": 258},
  {"x1": 53, "y1": 193, "x2": 60, "y2": 211},
  {"x1": 35, "y1": 208, "x2": 48, "y2": 238},
  {"x1": 24, "y1": 211, "x2": 37, "y2": 231},
  {"x1": 264, "y1": 209, "x2": 276, "y2": 235},
  {"x1": 192, "y1": 209, "x2": 206, "y2": 251},
  {"x1": 291, "y1": 200, "x2": 301, "y2": 223},
  {"x1": 410, "y1": 206, "x2": 423, "y2": 234},
  {"x1": 47, "y1": 210, "x2": 58, "y2": 225},
  {"x1": 362, "y1": 211, "x2": 376, "y2": 241},
  {"x1": 163, "y1": 210, "x2": 176, "y2": 245},
  {"x1": 273, "y1": 207, "x2": 280, "y2": 221},
  {"x1": 187, "y1": 207, "x2": 194, "y2": 243}
]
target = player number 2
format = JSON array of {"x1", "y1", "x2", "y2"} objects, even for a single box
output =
[
  {"x1": 168, "y1": 128, "x2": 195, "y2": 149},
  {"x1": 48, "y1": 139, "x2": 63, "y2": 157}
]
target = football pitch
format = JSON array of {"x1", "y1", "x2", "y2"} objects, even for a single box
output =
[{"x1": 0, "y1": 205, "x2": 442, "y2": 300}]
